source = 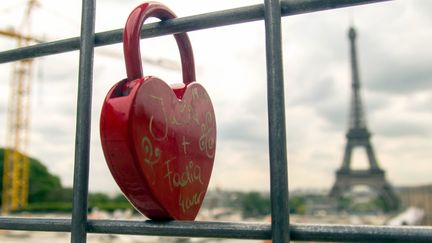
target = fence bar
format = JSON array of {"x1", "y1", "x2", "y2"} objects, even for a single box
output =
[
  {"x1": 0, "y1": 218, "x2": 71, "y2": 232},
  {"x1": 290, "y1": 224, "x2": 432, "y2": 243},
  {"x1": 0, "y1": 0, "x2": 389, "y2": 64},
  {"x1": 87, "y1": 220, "x2": 271, "y2": 239},
  {"x1": 70, "y1": 0, "x2": 96, "y2": 242},
  {"x1": 1, "y1": 218, "x2": 431, "y2": 242},
  {"x1": 264, "y1": 0, "x2": 290, "y2": 242}
]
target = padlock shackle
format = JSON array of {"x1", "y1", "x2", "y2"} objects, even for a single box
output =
[{"x1": 124, "y1": 2, "x2": 196, "y2": 83}]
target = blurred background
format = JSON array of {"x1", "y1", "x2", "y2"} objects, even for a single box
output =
[{"x1": 0, "y1": 0, "x2": 431, "y2": 242}]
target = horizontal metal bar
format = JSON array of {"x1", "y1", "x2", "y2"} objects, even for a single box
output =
[
  {"x1": 0, "y1": 217, "x2": 270, "y2": 239},
  {"x1": 87, "y1": 220, "x2": 271, "y2": 239},
  {"x1": 1, "y1": 218, "x2": 431, "y2": 242},
  {"x1": 291, "y1": 223, "x2": 432, "y2": 243},
  {"x1": 0, "y1": 0, "x2": 389, "y2": 64},
  {"x1": 0, "y1": 217, "x2": 71, "y2": 232}
]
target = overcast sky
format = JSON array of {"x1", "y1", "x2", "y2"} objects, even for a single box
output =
[{"x1": 0, "y1": 0, "x2": 431, "y2": 194}]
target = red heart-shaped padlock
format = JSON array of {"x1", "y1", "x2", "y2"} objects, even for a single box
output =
[{"x1": 100, "y1": 2, "x2": 216, "y2": 220}]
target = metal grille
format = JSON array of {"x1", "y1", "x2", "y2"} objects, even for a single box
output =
[{"x1": 1, "y1": 0, "x2": 431, "y2": 242}]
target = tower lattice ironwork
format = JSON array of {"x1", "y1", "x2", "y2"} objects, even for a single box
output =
[{"x1": 329, "y1": 27, "x2": 399, "y2": 211}]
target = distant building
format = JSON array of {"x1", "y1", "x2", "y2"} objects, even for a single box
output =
[{"x1": 398, "y1": 184, "x2": 432, "y2": 225}]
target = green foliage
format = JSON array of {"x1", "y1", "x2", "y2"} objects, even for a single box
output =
[
  {"x1": 238, "y1": 191, "x2": 270, "y2": 218},
  {"x1": 89, "y1": 201, "x2": 134, "y2": 213},
  {"x1": 0, "y1": 148, "x2": 63, "y2": 204},
  {"x1": 373, "y1": 195, "x2": 400, "y2": 213},
  {"x1": 88, "y1": 192, "x2": 134, "y2": 212},
  {"x1": 289, "y1": 196, "x2": 306, "y2": 214},
  {"x1": 43, "y1": 187, "x2": 74, "y2": 202},
  {"x1": 28, "y1": 157, "x2": 63, "y2": 203},
  {"x1": 336, "y1": 194, "x2": 398, "y2": 213},
  {"x1": 88, "y1": 192, "x2": 133, "y2": 212},
  {"x1": 0, "y1": 148, "x2": 133, "y2": 213},
  {"x1": 337, "y1": 196, "x2": 352, "y2": 211},
  {"x1": 89, "y1": 192, "x2": 110, "y2": 205},
  {"x1": 112, "y1": 193, "x2": 130, "y2": 204},
  {"x1": 22, "y1": 202, "x2": 73, "y2": 213}
]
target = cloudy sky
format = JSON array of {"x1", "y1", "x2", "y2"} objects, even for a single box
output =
[{"x1": 0, "y1": 0, "x2": 431, "y2": 194}]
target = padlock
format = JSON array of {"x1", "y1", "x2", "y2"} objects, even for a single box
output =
[{"x1": 100, "y1": 1, "x2": 216, "y2": 220}]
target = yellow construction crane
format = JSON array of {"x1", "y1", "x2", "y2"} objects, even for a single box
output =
[{"x1": 1, "y1": 0, "x2": 39, "y2": 214}]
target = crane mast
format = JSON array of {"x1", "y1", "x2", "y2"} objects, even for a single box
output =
[{"x1": 1, "y1": 0, "x2": 38, "y2": 214}]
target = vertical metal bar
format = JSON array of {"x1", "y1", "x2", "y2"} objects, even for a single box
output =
[
  {"x1": 71, "y1": 0, "x2": 96, "y2": 242},
  {"x1": 264, "y1": 0, "x2": 290, "y2": 243}
]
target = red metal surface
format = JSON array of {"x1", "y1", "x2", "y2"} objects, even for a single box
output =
[
  {"x1": 123, "y1": 1, "x2": 195, "y2": 85},
  {"x1": 100, "y1": 2, "x2": 216, "y2": 220}
]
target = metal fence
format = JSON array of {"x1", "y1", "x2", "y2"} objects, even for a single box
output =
[{"x1": 1, "y1": 0, "x2": 432, "y2": 242}]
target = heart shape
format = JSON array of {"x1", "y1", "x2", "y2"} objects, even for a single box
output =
[{"x1": 100, "y1": 77, "x2": 216, "y2": 220}]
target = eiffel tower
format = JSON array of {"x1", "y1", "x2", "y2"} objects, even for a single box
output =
[{"x1": 329, "y1": 27, "x2": 399, "y2": 211}]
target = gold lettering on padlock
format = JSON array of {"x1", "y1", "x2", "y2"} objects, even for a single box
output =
[
  {"x1": 199, "y1": 112, "x2": 215, "y2": 159},
  {"x1": 164, "y1": 159, "x2": 204, "y2": 191},
  {"x1": 182, "y1": 136, "x2": 190, "y2": 155},
  {"x1": 179, "y1": 191, "x2": 204, "y2": 213},
  {"x1": 192, "y1": 87, "x2": 200, "y2": 100},
  {"x1": 171, "y1": 102, "x2": 199, "y2": 126},
  {"x1": 141, "y1": 135, "x2": 161, "y2": 168},
  {"x1": 148, "y1": 95, "x2": 168, "y2": 141}
]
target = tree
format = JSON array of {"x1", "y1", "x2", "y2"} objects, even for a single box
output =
[
  {"x1": 0, "y1": 148, "x2": 63, "y2": 204},
  {"x1": 0, "y1": 148, "x2": 133, "y2": 213},
  {"x1": 239, "y1": 191, "x2": 270, "y2": 218}
]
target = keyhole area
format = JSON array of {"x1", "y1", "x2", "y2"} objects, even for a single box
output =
[{"x1": 350, "y1": 147, "x2": 370, "y2": 170}]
